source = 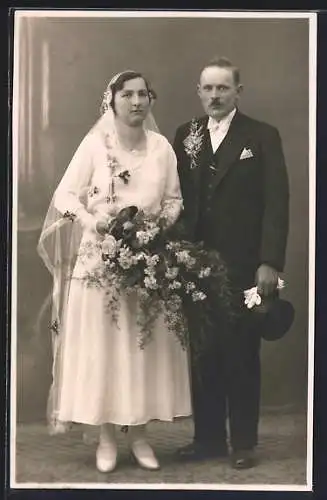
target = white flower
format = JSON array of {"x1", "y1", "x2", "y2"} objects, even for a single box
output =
[
  {"x1": 118, "y1": 258, "x2": 133, "y2": 270},
  {"x1": 136, "y1": 225, "x2": 160, "y2": 246},
  {"x1": 192, "y1": 291, "x2": 207, "y2": 302},
  {"x1": 175, "y1": 250, "x2": 190, "y2": 263},
  {"x1": 277, "y1": 278, "x2": 285, "y2": 289},
  {"x1": 133, "y1": 251, "x2": 147, "y2": 263},
  {"x1": 165, "y1": 241, "x2": 180, "y2": 251},
  {"x1": 174, "y1": 250, "x2": 196, "y2": 269},
  {"x1": 165, "y1": 267, "x2": 179, "y2": 280},
  {"x1": 145, "y1": 254, "x2": 160, "y2": 267},
  {"x1": 244, "y1": 278, "x2": 285, "y2": 309},
  {"x1": 119, "y1": 245, "x2": 132, "y2": 256},
  {"x1": 168, "y1": 280, "x2": 182, "y2": 290},
  {"x1": 186, "y1": 281, "x2": 196, "y2": 293},
  {"x1": 144, "y1": 275, "x2": 158, "y2": 290},
  {"x1": 131, "y1": 250, "x2": 148, "y2": 266},
  {"x1": 198, "y1": 267, "x2": 211, "y2": 278},
  {"x1": 244, "y1": 287, "x2": 262, "y2": 309},
  {"x1": 118, "y1": 246, "x2": 134, "y2": 269},
  {"x1": 186, "y1": 258, "x2": 196, "y2": 269},
  {"x1": 101, "y1": 235, "x2": 117, "y2": 258},
  {"x1": 144, "y1": 267, "x2": 155, "y2": 276},
  {"x1": 136, "y1": 230, "x2": 151, "y2": 246}
]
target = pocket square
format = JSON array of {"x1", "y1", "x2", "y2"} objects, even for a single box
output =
[{"x1": 240, "y1": 147, "x2": 254, "y2": 160}]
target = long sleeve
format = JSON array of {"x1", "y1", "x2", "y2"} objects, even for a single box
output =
[
  {"x1": 54, "y1": 133, "x2": 96, "y2": 230},
  {"x1": 260, "y1": 126, "x2": 290, "y2": 272},
  {"x1": 161, "y1": 141, "x2": 183, "y2": 227}
]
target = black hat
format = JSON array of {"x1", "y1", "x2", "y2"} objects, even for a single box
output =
[{"x1": 250, "y1": 297, "x2": 295, "y2": 341}]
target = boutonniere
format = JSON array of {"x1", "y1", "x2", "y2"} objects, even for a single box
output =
[{"x1": 183, "y1": 118, "x2": 204, "y2": 169}]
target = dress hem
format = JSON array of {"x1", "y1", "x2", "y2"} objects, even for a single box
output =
[{"x1": 58, "y1": 413, "x2": 193, "y2": 428}]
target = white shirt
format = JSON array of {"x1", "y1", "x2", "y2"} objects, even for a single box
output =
[{"x1": 207, "y1": 108, "x2": 237, "y2": 153}]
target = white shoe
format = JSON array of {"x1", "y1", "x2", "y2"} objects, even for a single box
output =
[
  {"x1": 96, "y1": 442, "x2": 117, "y2": 473},
  {"x1": 131, "y1": 439, "x2": 160, "y2": 470}
]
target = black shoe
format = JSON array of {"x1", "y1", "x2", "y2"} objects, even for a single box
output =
[
  {"x1": 231, "y1": 449, "x2": 257, "y2": 470},
  {"x1": 176, "y1": 442, "x2": 228, "y2": 461}
]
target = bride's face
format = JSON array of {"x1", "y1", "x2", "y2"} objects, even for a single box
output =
[{"x1": 114, "y1": 77, "x2": 151, "y2": 126}]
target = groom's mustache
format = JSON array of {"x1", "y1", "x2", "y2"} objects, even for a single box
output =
[{"x1": 210, "y1": 99, "x2": 221, "y2": 106}]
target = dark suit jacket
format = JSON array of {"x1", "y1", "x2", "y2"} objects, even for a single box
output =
[{"x1": 173, "y1": 110, "x2": 290, "y2": 289}]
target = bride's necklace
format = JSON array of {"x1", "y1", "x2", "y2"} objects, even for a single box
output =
[{"x1": 117, "y1": 131, "x2": 147, "y2": 154}]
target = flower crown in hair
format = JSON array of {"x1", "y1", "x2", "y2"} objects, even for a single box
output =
[{"x1": 100, "y1": 87, "x2": 113, "y2": 115}]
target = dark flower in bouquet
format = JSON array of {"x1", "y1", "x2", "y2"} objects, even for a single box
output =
[
  {"x1": 107, "y1": 205, "x2": 138, "y2": 240},
  {"x1": 82, "y1": 206, "x2": 234, "y2": 358}
]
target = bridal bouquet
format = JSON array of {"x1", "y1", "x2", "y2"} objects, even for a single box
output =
[{"x1": 81, "y1": 206, "x2": 233, "y2": 354}]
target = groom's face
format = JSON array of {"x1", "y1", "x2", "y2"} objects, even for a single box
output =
[{"x1": 198, "y1": 66, "x2": 242, "y2": 120}]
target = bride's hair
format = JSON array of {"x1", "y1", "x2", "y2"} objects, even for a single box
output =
[{"x1": 101, "y1": 71, "x2": 156, "y2": 115}]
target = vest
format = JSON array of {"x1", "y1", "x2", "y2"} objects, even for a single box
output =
[{"x1": 196, "y1": 137, "x2": 223, "y2": 242}]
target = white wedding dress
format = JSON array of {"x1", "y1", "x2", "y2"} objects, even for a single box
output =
[{"x1": 51, "y1": 128, "x2": 192, "y2": 427}]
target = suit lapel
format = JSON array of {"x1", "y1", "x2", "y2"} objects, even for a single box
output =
[
  {"x1": 210, "y1": 111, "x2": 249, "y2": 190},
  {"x1": 182, "y1": 116, "x2": 211, "y2": 233}
]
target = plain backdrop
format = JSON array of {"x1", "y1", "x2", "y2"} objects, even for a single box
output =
[{"x1": 15, "y1": 15, "x2": 311, "y2": 422}]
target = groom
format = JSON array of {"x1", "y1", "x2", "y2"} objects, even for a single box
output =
[{"x1": 173, "y1": 57, "x2": 289, "y2": 469}]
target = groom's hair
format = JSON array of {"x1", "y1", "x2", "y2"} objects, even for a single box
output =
[{"x1": 200, "y1": 56, "x2": 241, "y2": 86}]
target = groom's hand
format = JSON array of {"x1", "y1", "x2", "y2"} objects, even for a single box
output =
[{"x1": 255, "y1": 264, "x2": 278, "y2": 297}]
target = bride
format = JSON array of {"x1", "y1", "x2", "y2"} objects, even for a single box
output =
[{"x1": 37, "y1": 70, "x2": 192, "y2": 473}]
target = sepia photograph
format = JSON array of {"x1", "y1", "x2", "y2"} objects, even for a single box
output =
[{"x1": 10, "y1": 9, "x2": 316, "y2": 491}]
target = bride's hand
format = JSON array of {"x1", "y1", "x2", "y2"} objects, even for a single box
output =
[
  {"x1": 122, "y1": 220, "x2": 135, "y2": 235},
  {"x1": 96, "y1": 219, "x2": 110, "y2": 236}
]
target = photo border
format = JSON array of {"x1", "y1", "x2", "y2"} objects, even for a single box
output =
[{"x1": 7, "y1": 8, "x2": 319, "y2": 493}]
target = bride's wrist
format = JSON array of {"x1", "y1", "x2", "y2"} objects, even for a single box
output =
[
  {"x1": 96, "y1": 219, "x2": 112, "y2": 235},
  {"x1": 75, "y1": 207, "x2": 97, "y2": 232}
]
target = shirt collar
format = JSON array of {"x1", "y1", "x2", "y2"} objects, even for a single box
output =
[{"x1": 207, "y1": 108, "x2": 237, "y2": 132}]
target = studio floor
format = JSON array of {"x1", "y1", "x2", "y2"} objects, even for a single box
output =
[{"x1": 13, "y1": 410, "x2": 308, "y2": 488}]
